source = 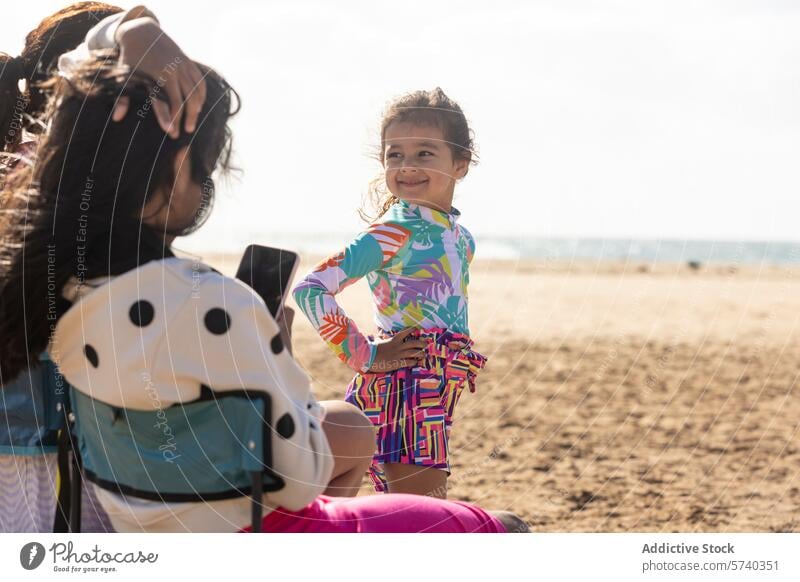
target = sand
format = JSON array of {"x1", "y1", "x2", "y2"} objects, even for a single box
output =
[{"x1": 201, "y1": 252, "x2": 800, "y2": 531}]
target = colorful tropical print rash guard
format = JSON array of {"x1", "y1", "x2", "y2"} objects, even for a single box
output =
[{"x1": 293, "y1": 199, "x2": 476, "y2": 374}]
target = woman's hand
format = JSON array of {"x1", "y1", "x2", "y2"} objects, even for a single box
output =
[
  {"x1": 277, "y1": 306, "x2": 295, "y2": 355},
  {"x1": 113, "y1": 17, "x2": 206, "y2": 138},
  {"x1": 366, "y1": 328, "x2": 427, "y2": 373}
]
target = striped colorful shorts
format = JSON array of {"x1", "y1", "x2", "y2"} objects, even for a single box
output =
[{"x1": 345, "y1": 328, "x2": 487, "y2": 492}]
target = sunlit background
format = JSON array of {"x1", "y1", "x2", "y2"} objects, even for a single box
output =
[{"x1": 5, "y1": 1, "x2": 799, "y2": 259}]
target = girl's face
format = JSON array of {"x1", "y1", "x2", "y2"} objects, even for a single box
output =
[
  {"x1": 141, "y1": 146, "x2": 207, "y2": 240},
  {"x1": 383, "y1": 122, "x2": 468, "y2": 211}
]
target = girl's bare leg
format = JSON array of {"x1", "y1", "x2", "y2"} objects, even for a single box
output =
[
  {"x1": 382, "y1": 463, "x2": 448, "y2": 498},
  {"x1": 319, "y1": 401, "x2": 376, "y2": 497}
]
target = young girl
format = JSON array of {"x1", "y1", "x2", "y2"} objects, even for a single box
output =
[
  {"x1": 0, "y1": 56, "x2": 521, "y2": 532},
  {"x1": 294, "y1": 88, "x2": 486, "y2": 498}
]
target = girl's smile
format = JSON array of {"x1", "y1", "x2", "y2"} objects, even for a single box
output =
[{"x1": 396, "y1": 175, "x2": 429, "y2": 187}]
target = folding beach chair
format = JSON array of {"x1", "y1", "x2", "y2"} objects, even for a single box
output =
[{"x1": 57, "y1": 385, "x2": 285, "y2": 532}]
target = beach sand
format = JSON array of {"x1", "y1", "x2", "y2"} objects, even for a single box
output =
[{"x1": 202, "y1": 252, "x2": 800, "y2": 531}]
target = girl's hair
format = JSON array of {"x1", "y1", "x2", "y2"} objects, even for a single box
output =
[
  {"x1": 0, "y1": 56, "x2": 239, "y2": 382},
  {"x1": 0, "y1": 2, "x2": 123, "y2": 153},
  {"x1": 362, "y1": 87, "x2": 477, "y2": 221}
]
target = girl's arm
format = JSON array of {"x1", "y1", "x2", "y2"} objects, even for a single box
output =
[
  {"x1": 59, "y1": 6, "x2": 156, "y2": 70},
  {"x1": 293, "y1": 222, "x2": 411, "y2": 373},
  {"x1": 58, "y1": 6, "x2": 206, "y2": 138},
  {"x1": 84, "y1": 5, "x2": 159, "y2": 49}
]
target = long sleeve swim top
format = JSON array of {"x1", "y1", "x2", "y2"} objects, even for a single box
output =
[{"x1": 293, "y1": 199, "x2": 476, "y2": 373}]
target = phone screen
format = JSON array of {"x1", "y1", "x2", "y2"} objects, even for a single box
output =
[{"x1": 235, "y1": 245, "x2": 299, "y2": 317}]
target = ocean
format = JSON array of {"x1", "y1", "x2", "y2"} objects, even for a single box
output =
[
  {"x1": 478, "y1": 237, "x2": 800, "y2": 265},
  {"x1": 185, "y1": 231, "x2": 800, "y2": 266}
]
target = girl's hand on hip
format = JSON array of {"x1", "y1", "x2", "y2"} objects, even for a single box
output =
[{"x1": 366, "y1": 328, "x2": 427, "y2": 373}]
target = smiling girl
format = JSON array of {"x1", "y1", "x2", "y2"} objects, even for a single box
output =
[{"x1": 293, "y1": 88, "x2": 486, "y2": 498}]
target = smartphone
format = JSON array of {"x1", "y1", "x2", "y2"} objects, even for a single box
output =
[{"x1": 235, "y1": 245, "x2": 299, "y2": 317}]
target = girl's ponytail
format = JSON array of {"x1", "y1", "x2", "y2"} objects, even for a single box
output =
[{"x1": 0, "y1": 3, "x2": 122, "y2": 155}]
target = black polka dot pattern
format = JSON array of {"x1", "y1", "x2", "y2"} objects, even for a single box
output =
[
  {"x1": 276, "y1": 413, "x2": 295, "y2": 439},
  {"x1": 129, "y1": 300, "x2": 155, "y2": 327},
  {"x1": 270, "y1": 334, "x2": 284, "y2": 354},
  {"x1": 84, "y1": 344, "x2": 99, "y2": 368},
  {"x1": 204, "y1": 308, "x2": 231, "y2": 335}
]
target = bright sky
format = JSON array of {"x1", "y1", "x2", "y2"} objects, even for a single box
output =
[{"x1": 5, "y1": 1, "x2": 800, "y2": 249}]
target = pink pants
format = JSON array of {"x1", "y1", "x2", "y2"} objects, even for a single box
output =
[{"x1": 242, "y1": 494, "x2": 506, "y2": 533}]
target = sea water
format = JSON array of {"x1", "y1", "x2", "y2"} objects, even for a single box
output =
[{"x1": 184, "y1": 230, "x2": 800, "y2": 266}]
